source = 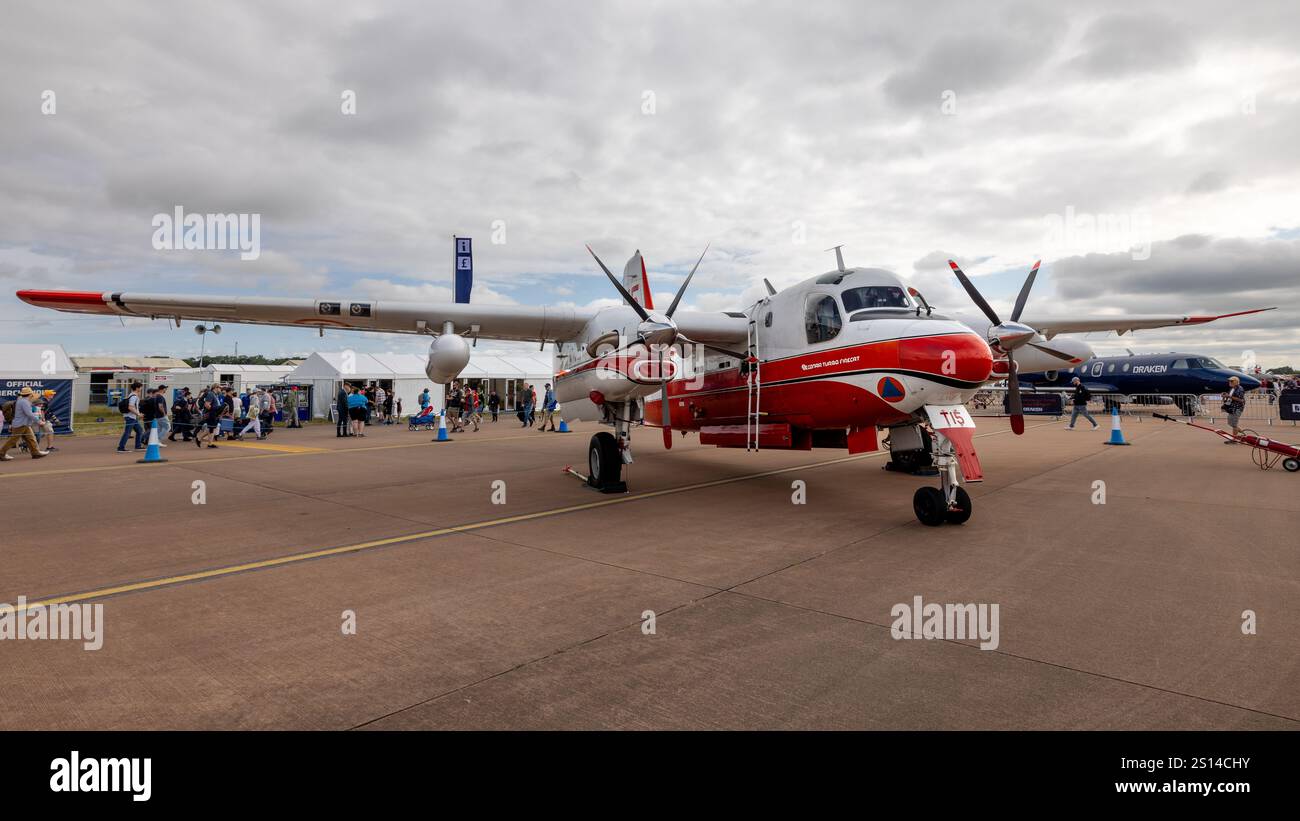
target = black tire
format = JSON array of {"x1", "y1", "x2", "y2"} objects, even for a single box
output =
[
  {"x1": 944, "y1": 487, "x2": 973, "y2": 525},
  {"x1": 588, "y1": 432, "x2": 621, "y2": 489},
  {"x1": 913, "y1": 486, "x2": 947, "y2": 527},
  {"x1": 1284, "y1": 458, "x2": 1300, "y2": 473}
]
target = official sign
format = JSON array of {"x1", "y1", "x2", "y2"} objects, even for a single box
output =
[
  {"x1": 454, "y1": 236, "x2": 473, "y2": 304},
  {"x1": 1, "y1": 379, "x2": 74, "y2": 434}
]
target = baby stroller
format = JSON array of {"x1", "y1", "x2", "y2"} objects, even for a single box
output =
[{"x1": 408, "y1": 408, "x2": 438, "y2": 431}]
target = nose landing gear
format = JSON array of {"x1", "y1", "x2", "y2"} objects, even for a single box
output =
[{"x1": 912, "y1": 429, "x2": 973, "y2": 526}]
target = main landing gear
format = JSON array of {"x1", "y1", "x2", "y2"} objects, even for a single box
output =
[
  {"x1": 911, "y1": 430, "x2": 972, "y2": 527},
  {"x1": 587, "y1": 403, "x2": 633, "y2": 493}
]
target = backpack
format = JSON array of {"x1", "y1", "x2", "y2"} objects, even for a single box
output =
[
  {"x1": 118, "y1": 395, "x2": 133, "y2": 414},
  {"x1": 1, "y1": 400, "x2": 14, "y2": 423}
]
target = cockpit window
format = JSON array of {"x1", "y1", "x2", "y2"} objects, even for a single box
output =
[
  {"x1": 804, "y1": 294, "x2": 842, "y2": 344},
  {"x1": 842, "y1": 286, "x2": 911, "y2": 312}
]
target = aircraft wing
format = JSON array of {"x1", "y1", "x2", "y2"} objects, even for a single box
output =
[
  {"x1": 16, "y1": 289, "x2": 596, "y2": 343},
  {"x1": 1020, "y1": 308, "x2": 1275, "y2": 339}
]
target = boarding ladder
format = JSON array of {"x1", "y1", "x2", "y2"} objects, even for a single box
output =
[{"x1": 745, "y1": 308, "x2": 763, "y2": 451}]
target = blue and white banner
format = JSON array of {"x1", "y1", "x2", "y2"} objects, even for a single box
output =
[
  {"x1": 1, "y1": 379, "x2": 74, "y2": 434},
  {"x1": 454, "y1": 236, "x2": 473, "y2": 304}
]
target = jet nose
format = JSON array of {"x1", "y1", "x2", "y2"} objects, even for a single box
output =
[{"x1": 1240, "y1": 373, "x2": 1262, "y2": 390}]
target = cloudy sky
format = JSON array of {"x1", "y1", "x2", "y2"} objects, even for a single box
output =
[{"x1": 1, "y1": 0, "x2": 1296, "y2": 367}]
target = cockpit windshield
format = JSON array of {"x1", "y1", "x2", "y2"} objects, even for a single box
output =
[{"x1": 842, "y1": 286, "x2": 911, "y2": 311}]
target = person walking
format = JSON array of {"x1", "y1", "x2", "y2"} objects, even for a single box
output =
[
  {"x1": 521, "y1": 383, "x2": 535, "y2": 428},
  {"x1": 262, "y1": 389, "x2": 277, "y2": 437},
  {"x1": 539, "y1": 383, "x2": 558, "y2": 431},
  {"x1": 446, "y1": 382, "x2": 464, "y2": 433},
  {"x1": 347, "y1": 385, "x2": 369, "y2": 436},
  {"x1": 151, "y1": 386, "x2": 171, "y2": 445},
  {"x1": 336, "y1": 382, "x2": 351, "y2": 437},
  {"x1": 195, "y1": 383, "x2": 223, "y2": 449},
  {"x1": 170, "y1": 388, "x2": 191, "y2": 441},
  {"x1": 375, "y1": 385, "x2": 387, "y2": 424},
  {"x1": 1065, "y1": 377, "x2": 1098, "y2": 430},
  {"x1": 1223, "y1": 375, "x2": 1248, "y2": 441},
  {"x1": 117, "y1": 381, "x2": 146, "y2": 452},
  {"x1": 0, "y1": 386, "x2": 49, "y2": 460},
  {"x1": 33, "y1": 394, "x2": 58, "y2": 452},
  {"x1": 284, "y1": 388, "x2": 301, "y2": 429},
  {"x1": 238, "y1": 388, "x2": 264, "y2": 440},
  {"x1": 488, "y1": 390, "x2": 500, "y2": 423}
]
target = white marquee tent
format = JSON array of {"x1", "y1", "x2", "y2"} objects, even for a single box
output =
[{"x1": 287, "y1": 350, "x2": 555, "y2": 419}]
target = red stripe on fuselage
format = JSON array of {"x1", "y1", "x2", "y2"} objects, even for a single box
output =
[{"x1": 648, "y1": 332, "x2": 991, "y2": 430}]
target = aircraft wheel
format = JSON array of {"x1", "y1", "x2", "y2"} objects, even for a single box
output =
[
  {"x1": 1283, "y1": 457, "x2": 1300, "y2": 473},
  {"x1": 913, "y1": 487, "x2": 947, "y2": 527},
  {"x1": 944, "y1": 487, "x2": 973, "y2": 525},
  {"x1": 588, "y1": 432, "x2": 622, "y2": 489}
]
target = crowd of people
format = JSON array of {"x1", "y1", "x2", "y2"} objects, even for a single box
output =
[
  {"x1": 0, "y1": 386, "x2": 58, "y2": 460},
  {"x1": 433, "y1": 381, "x2": 558, "y2": 433},
  {"x1": 334, "y1": 381, "x2": 403, "y2": 437},
  {"x1": 1, "y1": 378, "x2": 574, "y2": 460}
]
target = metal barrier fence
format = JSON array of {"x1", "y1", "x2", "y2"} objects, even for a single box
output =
[{"x1": 969, "y1": 389, "x2": 1297, "y2": 426}]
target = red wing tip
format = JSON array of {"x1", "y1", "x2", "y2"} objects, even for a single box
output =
[
  {"x1": 17, "y1": 290, "x2": 112, "y2": 312},
  {"x1": 1186, "y1": 308, "x2": 1276, "y2": 324},
  {"x1": 947, "y1": 260, "x2": 960, "y2": 270}
]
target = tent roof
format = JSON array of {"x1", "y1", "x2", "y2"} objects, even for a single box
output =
[
  {"x1": 289, "y1": 350, "x2": 554, "y2": 381},
  {"x1": 0, "y1": 344, "x2": 76, "y2": 378},
  {"x1": 71, "y1": 355, "x2": 189, "y2": 370}
]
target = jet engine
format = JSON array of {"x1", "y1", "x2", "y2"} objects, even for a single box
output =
[{"x1": 425, "y1": 332, "x2": 471, "y2": 384}]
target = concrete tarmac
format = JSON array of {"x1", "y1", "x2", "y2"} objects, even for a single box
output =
[{"x1": 0, "y1": 414, "x2": 1296, "y2": 730}]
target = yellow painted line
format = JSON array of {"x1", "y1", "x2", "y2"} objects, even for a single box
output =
[
  {"x1": 11, "y1": 422, "x2": 1043, "y2": 614},
  {"x1": 0, "y1": 432, "x2": 542, "y2": 479},
  {"x1": 217, "y1": 441, "x2": 328, "y2": 453}
]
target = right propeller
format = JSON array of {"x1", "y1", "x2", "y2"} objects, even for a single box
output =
[{"x1": 948, "y1": 259, "x2": 1051, "y2": 435}]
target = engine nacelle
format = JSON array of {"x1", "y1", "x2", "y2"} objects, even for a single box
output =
[{"x1": 425, "y1": 333, "x2": 471, "y2": 384}]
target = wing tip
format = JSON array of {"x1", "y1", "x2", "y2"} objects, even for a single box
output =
[{"x1": 16, "y1": 290, "x2": 113, "y2": 313}]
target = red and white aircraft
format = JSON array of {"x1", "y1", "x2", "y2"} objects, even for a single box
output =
[{"x1": 17, "y1": 248, "x2": 1268, "y2": 525}]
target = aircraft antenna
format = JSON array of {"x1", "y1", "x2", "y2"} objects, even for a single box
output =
[{"x1": 825, "y1": 244, "x2": 846, "y2": 273}]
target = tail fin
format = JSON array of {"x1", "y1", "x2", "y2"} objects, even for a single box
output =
[{"x1": 622, "y1": 250, "x2": 654, "y2": 311}]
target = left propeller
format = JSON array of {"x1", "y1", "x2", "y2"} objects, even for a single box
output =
[
  {"x1": 586, "y1": 244, "x2": 732, "y2": 449},
  {"x1": 948, "y1": 259, "x2": 1045, "y2": 435}
]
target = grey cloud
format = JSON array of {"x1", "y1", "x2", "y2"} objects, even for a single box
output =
[{"x1": 1068, "y1": 14, "x2": 1195, "y2": 78}]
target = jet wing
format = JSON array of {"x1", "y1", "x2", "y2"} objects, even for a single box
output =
[
  {"x1": 17, "y1": 290, "x2": 595, "y2": 343},
  {"x1": 1020, "y1": 308, "x2": 1275, "y2": 339}
]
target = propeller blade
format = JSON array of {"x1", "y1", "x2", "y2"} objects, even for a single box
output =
[
  {"x1": 1025, "y1": 340, "x2": 1079, "y2": 362},
  {"x1": 665, "y1": 243, "x2": 710, "y2": 319},
  {"x1": 1010, "y1": 260, "x2": 1041, "y2": 322},
  {"x1": 948, "y1": 260, "x2": 1001, "y2": 326},
  {"x1": 586, "y1": 245, "x2": 649, "y2": 322},
  {"x1": 1006, "y1": 350, "x2": 1024, "y2": 435},
  {"x1": 659, "y1": 346, "x2": 672, "y2": 449},
  {"x1": 763, "y1": 278, "x2": 777, "y2": 296}
]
